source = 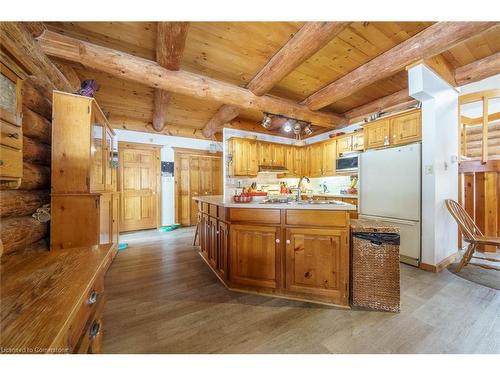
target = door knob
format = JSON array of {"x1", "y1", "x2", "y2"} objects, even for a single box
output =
[
  {"x1": 275, "y1": 239, "x2": 280, "y2": 244},
  {"x1": 286, "y1": 240, "x2": 291, "y2": 244}
]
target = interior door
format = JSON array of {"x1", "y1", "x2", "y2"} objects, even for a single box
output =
[
  {"x1": 189, "y1": 156, "x2": 200, "y2": 224},
  {"x1": 177, "y1": 155, "x2": 191, "y2": 226},
  {"x1": 119, "y1": 144, "x2": 159, "y2": 232}
]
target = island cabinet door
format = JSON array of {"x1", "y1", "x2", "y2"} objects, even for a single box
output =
[
  {"x1": 217, "y1": 221, "x2": 228, "y2": 278},
  {"x1": 285, "y1": 228, "x2": 349, "y2": 304},
  {"x1": 207, "y1": 216, "x2": 218, "y2": 268},
  {"x1": 229, "y1": 225, "x2": 280, "y2": 289},
  {"x1": 199, "y1": 213, "x2": 209, "y2": 258}
]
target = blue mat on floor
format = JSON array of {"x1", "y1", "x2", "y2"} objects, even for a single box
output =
[
  {"x1": 159, "y1": 224, "x2": 181, "y2": 232},
  {"x1": 118, "y1": 243, "x2": 128, "y2": 251}
]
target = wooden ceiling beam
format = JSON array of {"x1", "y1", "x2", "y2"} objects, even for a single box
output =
[
  {"x1": 344, "y1": 89, "x2": 418, "y2": 124},
  {"x1": 153, "y1": 22, "x2": 189, "y2": 132},
  {"x1": 303, "y1": 22, "x2": 498, "y2": 110},
  {"x1": 247, "y1": 22, "x2": 350, "y2": 96},
  {"x1": 37, "y1": 30, "x2": 344, "y2": 129},
  {"x1": 202, "y1": 22, "x2": 349, "y2": 137},
  {"x1": 0, "y1": 22, "x2": 74, "y2": 92},
  {"x1": 455, "y1": 52, "x2": 500, "y2": 86}
]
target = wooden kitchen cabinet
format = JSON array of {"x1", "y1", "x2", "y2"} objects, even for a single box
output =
[
  {"x1": 272, "y1": 144, "x2": 286, "y2": 166},
  {"x1": 208, "y1": 216, "x2": 218, "y2": 269},
  {"x1": 391, "y1": 110, "x2": 421, "y2": 145},
  {"x1": 336, "y1": 135, "x2": 352, "y2": 156},
  {"x1": 322, "y1": 140, "x2": 336, "y2": 176},
  {"x1": 285, "y1": 228, "x2": 348, "y2": 304},
  {"x1": 258, "y1": 141, "x2": 273, "y2": 166},
  {"x1": 364, "y1": 118, "x2": 391, "y2": 149},
  {"x1": 229, "y1": 137, "x2": 258, "y2": 176},
  {"x1": 364, "y1": 110, "x2": 421, "y2": 150},
  {"x1": 230, "y1": 224, "x2": 280, "y2": 288},
  {"x1": 352, "y1": 132, "x2": 364, "y2": 151},
  {"x1": 309, "y1": 143, "x2": 323, "y2": 177},
  {"x1": 217, "y1": 221, "x2": 228, "y2": 278}
]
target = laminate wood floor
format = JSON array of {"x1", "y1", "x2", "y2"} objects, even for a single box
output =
[{"x1": 103, "y1": 228, "x2": 500, "y2": 354}]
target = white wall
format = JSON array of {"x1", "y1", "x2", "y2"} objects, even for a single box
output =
[
  {"x1": 114, "y1": 129, "x2": 222, "y2": 226},
  {"x1": 408, "y1": 64, "x2": 459, "y2": 266}
]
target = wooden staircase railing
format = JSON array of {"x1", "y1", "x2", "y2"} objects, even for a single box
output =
[{"x1": 459, "y1": 89, "x2": 500, "y2": 163}]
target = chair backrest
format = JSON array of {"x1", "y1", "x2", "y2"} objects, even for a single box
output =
[{"x1": 445, "y1": 199, "x2": 483, "y2": 242}]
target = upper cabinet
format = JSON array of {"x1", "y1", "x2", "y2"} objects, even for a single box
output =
[
  {"x1": 228, "y1": 137, "x2": 258, "y2": 176},
  {"x1": 52, "y1": 91, "x2": 117, "y2": 194},
  {"x1": 364, "y1": 118, "x2": 391, "y2": 149},
  {"x1": 335, "y1": 132, "x2": 364, "y2": 156},
  {"x1": 0, "y1": 62, "x2": 24, "y2": 188},
  {"x1": 322, "y1": 140, "x2": 336, "y2": 176},
  {"x1": 364, "y1": 109, "x2": 421, "y2": 150},
  {"x1": 390, "y1": 110, "x2": 421, "y2": 146}
]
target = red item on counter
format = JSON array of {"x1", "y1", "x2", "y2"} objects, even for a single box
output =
[{"x1": 249, "y1": 191, "x2": 267, "y2": 196}]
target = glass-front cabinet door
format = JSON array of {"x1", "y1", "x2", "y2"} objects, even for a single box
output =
[
  {"x1": 105, "y1": 127, "x2": 113, "y2": 191},
  {"x1": 90, "y1": 112, "x2": 105, "y2": 192}
]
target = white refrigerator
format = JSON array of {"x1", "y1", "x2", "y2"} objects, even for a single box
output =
[{"x1": 359, "y1": 143, "x2": 421, "y2": 266}]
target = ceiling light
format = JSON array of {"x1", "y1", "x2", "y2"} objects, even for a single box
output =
[
  {"x1": 282, "y1": 120, "x2": 295, "y2": 133},
  {"x1": 293, "y1": 123, "x2": 302, "y2": 135},
  {"x1": 262, "y1": 114, "x2": 272, "y2": 129},
  {"x1": 303, "y1": 125, "x2": 313, "y2": 135}
]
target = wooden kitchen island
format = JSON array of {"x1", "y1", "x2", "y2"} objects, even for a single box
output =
[{"x1": 193, "y1": 196, "x2": 356, "y2": 308}]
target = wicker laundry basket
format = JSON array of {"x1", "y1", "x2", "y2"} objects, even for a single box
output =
[{"x1": 350, "y1": 219, "x2": 401, "y2": 313}]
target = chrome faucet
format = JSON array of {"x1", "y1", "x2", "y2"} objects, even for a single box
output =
[{"x1": 296, "y1": 176, "x2": 310, "y2": 201}]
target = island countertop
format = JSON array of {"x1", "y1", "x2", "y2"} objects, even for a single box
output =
[{"x1": 193, "y1": 195, "x2": 356, "y2": 211}]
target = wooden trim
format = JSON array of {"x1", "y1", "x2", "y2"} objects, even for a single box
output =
[
  {"x1": 420, "y1": 251, "x2": 459, "y2": 273},
  {"x1": 459, "y1": 89, "x2": 500, "y2": 105},
  {"x1": 118, "y1": 141, "x2": 162, "y2": 231},
  {"x1": 172, "y1": 147, "x2": 222, "y2": 156}
]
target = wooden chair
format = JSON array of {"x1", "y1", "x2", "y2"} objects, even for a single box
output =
[{"x1": 445, "y1": 199, "x2": 500, "y2": 272}]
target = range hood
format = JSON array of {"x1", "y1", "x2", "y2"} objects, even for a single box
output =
[{"x1": 258, "y1": 165, "x2": 289, "y2": 173}]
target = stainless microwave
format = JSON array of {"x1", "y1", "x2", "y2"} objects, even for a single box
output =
[{"x1": 336, "y1": 153, "x2": 359, "y2": 172}]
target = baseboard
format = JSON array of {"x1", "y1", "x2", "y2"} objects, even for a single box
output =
[{"x1": 420, "y1": 251, "x2": 459, "y2": 273}]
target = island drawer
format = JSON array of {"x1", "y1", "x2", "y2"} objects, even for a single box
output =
[
  {"x1": 228, "y1": 208, "x2": 281, "y2": 224},
  {"x1": 285, "y1": 210, "x2": 348, "y2": 227}
]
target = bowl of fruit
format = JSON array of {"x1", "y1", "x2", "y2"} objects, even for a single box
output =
[{"x1": 233, "y1": 192, "x2": 253, "y2": 203}]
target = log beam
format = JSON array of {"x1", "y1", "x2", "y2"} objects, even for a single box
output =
[
  {"x1": 202, "y1": 22, "x2": 349, "y2": 137},
  {"x1": 303, "y1": 22, "x2": 497, "y2": 110},
  {"x1": 345, "y1": 89, "x2": 418, "y2": 124},
  {"x1": 0, "y1": 189, "x2": 50, "y2": 218},
  {"x1": 202, "y1": 105, "x2": 241, "y2": 138},
  {"x1": 0, "y1": 216, "x2": 48, "y2": 255},
  {"x1": 153, "y1": 22, "x2": 189, "y2": 131},
  {"x1": 22, "y1": 106, "x2": 51, "y2": 144},
  {"x1": 247, "y1": 22, "x2": 350, "y2": 96},
  {"x1": 0, "y1": 22, "x2": 73, "y2": 92},
  {"x1": 455, "y1": 52, "x2": 500, "y2": 86},
  {"x1": 23, "y1": 80, "x2": 52, "y2": 121},
  {"x1": 23, "y1": 136, "x2": 51, "y2": 165},
  {"x1": 37, "y1": 30, "x2": 344, "y2": 128},
  {"x1": 19, "y1": 162, "x2": 50, "y2": 190}
]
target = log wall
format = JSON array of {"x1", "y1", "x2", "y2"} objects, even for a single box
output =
[
  {"x1": 459, "y1": 160, "x2": 500, "y2": 252},
  {"x1": 1, "y1": 78, "x2": 52, "y2": 256}
]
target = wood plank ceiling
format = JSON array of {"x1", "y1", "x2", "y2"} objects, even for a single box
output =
[{"x1": 44, "y1": 22, "x2": 500, "y2": 138}]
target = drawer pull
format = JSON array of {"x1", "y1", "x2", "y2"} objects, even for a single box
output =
[
  {"x1": 8, "y1": 132, "x2": 19, "y2": 139},
  {"x1": 87, "y1": 290, "x2": 98, "y2": 305},
  {"x1": 89, "y1": 320, "x2": 100, "y2": 339}
]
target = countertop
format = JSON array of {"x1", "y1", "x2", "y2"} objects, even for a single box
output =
[
  {"x1": 307, "y1": 193, "x2": 358, "y2": 199},
  {"x1": 194, "y1": 195, "x2": 356, "y2": 211},
  {"x1": 0, "y1": 243, "x2": 114, "y2": 353}
]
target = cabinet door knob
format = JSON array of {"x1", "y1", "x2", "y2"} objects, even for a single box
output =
[
  {"x1": 286, "y1": 240, "x2": 291, "y2": 244},
  {"x1": 8, "y1": 132, "x2": 19, "y2": 139},
  {"x1": 89, "y1": 320, "x2": 100, "y2": 338},
  {"x1": 87, "y1": 290, "x2": 98, "y2": 305},
  {"x1": 275, "y1": 239, "x2": 280, "y2": 244}
]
